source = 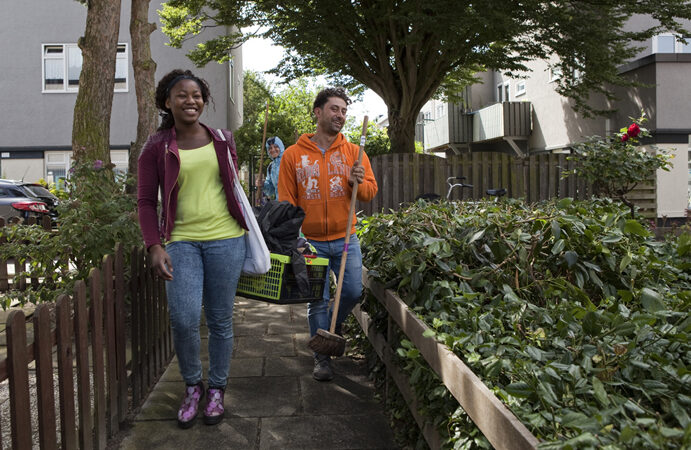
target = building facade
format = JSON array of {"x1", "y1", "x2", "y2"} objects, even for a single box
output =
[
  {"x1": 418, "y1": 24, "x2": 691, "y2": 219},
  {"x1": 0, "y1": 1, "x2": 243, "y2": 184}
]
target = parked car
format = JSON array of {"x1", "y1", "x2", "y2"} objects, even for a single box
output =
[{"x1": 0, "y1": 179, "x2": 56, "y2": 224}]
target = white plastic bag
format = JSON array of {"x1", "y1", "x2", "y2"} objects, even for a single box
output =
[{"x1": 218, "y1": 129, "x2": 271, "y2": 275}]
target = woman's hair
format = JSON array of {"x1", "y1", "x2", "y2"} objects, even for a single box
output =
[{"x1": 155, "y1": 69, "x2": 212, "y2": 130}]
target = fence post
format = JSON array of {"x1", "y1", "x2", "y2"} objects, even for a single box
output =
[
  {"x1": 6, "y1": 310, "x2": 32, "y2": 449},
  {"x1": 73, "y1": 280, "x2": 93, "y2": 450},
  {"x1": 89, "y1": 267, "x2": 107, "y2": 449},
  {"x1": 114, "y1": 244, "x2": 128, "y2": 422},
  {"x1": 56, "y1": 294, "x2": 77, "y2": 449},
  {"x1": 103, "y1": 254, "x2": 119, "y2": 436},
  {"x1": 34, "y1": 303, "x2": 58, "y2": 449},
  {"x1": 130, "y1": 246, "x2": 142, "y2": 405}
]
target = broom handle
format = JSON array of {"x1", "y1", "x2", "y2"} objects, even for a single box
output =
[
  {"x1": 329, "y1": 116, "x2": 368, "y2": 334},
  {"x1": 257, "y1": 101, "x2": 269, "y2": 205}
]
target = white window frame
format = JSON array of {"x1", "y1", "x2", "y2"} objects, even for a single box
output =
[
  {"x1": 653, "y1": 34, "x2": 691, "y2": 54},
  {"x1": 42, "y1": 43, "x2": 129, "y2": 93},
  {"x1": 435, "y1": 103, "x2": 446, "y2": 119},
  {"x1": 515, "y1": 80, "x2": 526, "y2": 97},
  {"x1": 497, "y1": 80, "x2": 510, "y2": 102}
]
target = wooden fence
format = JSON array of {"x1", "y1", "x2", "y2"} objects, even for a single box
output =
[
  {"x1": 0, "y1": 216, "x2": 53, "y2": 293},
  {"x1": 355, "y1": 269, "x2": 540, "y2": 450},
  {"x1": 0, "y1": 244, "x2": 172, "y2": 449},
  {"x1": 358, "y1": 152, "x2": 656, "y2": 216}
]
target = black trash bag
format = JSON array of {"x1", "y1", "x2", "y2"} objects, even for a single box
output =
[{"x1": 256, "y1": 200, "x2": 311, "y2": 298}]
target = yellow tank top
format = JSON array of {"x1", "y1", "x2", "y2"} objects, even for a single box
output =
[{"x1": 169, "y1": 142, "x2": 245, "y2": 242}]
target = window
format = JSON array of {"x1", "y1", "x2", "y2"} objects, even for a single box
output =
[
  {"x1": 45, "y1": 151, "x2": 71, "y2": 184},
  {"x1": 42, "y1": 43, "x2": 128, "y2": 93},
  {"x1": 424, "y1": 111, "x2": 432, "y2": 121},
  {"x1": 435, "y1": 103, "x2": 446, "y2": 119},
  {"x1": 515, "y1": 80, "x2": 526, "y2": 97},
  {"x1": 653, "y1": 34, "x2": 691, "y2": 54},
  {"x1": 549, "y1": 66, "x2": 562, "y2": 82},
  {"x1": 497, "y1": 80, "x2": 510, "y2": 102},
  {"x1": 228, "y1": 58, "x2": 235, "y2": 103}
]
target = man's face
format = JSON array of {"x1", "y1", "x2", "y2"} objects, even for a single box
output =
[{"x1": 315, "y1": 97, "x2": 347, "y2": 135}]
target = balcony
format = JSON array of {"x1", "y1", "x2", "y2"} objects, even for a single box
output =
[{"x1": 422, "y1": 102, "x2": 532, "y2": 156}]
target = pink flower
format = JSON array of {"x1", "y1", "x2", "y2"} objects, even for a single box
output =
[
  {"x1": 621, "y1": 133, "x2": 629, "y2": 142},
  {"x1": 93, "y1": 160, "x2": 103, "y2": 169},
  {"x1": 627, "y1": 123, "x2": 640, "y2": 138}
]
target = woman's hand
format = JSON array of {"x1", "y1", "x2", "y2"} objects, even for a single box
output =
[{"x1": 149, "y1": 244, "x2": 173, "y2": 280}]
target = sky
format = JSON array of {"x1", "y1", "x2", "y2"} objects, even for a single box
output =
[{"x1": 240, "y1": 36, "x2": 388, "y2": 125}]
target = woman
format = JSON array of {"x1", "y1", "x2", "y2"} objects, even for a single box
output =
[
  {"x1": 137, "y1": 69, "x2": 247, "y2": 428},
  {"x1": 261, "y1": 136, "x2": 285, "y2": 201}
]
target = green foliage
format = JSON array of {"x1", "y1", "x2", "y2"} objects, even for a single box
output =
[
  {"x1": 564, "y1": 114, "x2": 671, "y2": 217},
  {"x1": 358, "y1": 198, "x2": 691, "y2": 448},
  {"x1": 159, "y1": 0, "x2": 691, "y2": 154},
  {"x1": 0, "y1": 160, "x2": 140, "y2": 307},
  {"x1": 346, "y1": 122, "x2": 391, "y2": 157},
  {"x1": 233, "y1": 71, "x2": 318, "y2": 168}
]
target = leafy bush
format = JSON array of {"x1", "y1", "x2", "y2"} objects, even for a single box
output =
[
  {"x1": 0, "y1": 160, "x2": 140, "y2": 307},
  {"x1": 564, "y1": 114, "x2": 671, "y2": 218},
  {"x1": 359, "y1": 198, "x2": 690, "y2": 448}
]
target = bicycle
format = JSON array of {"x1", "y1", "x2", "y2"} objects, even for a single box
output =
[{"x1": 416, "y1": 176, "x2": 506, "y2": 202}]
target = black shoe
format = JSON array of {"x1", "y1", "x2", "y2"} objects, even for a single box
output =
[{"x1": 312, "y1": 354, "x2": 334, "y2": 381}]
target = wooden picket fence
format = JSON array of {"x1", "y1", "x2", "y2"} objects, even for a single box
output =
[
  {"x1": 0, "y1": 244, "x2": 172, "y2": 449},
  {"x1": 358, "y1": 152, "x2": 657, "y2": 217}
]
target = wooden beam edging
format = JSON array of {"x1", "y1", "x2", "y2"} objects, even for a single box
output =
[
  {"x1": 363, "y1": 269, "x2": 539, "y2": 450},
  {"x1": 351, "y1": 305, "x2": 443, "y2": 449}
]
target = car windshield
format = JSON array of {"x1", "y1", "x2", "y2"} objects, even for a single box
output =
[{"x1": 23, "y1": 184, "x2": 54, "y2": 198}]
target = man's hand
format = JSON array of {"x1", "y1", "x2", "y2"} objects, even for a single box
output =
[
  {"x1": 348, "y1": 161, "x2": 365, "y2": 186},
  {"x1": 149, "y1": 244, "x2": 173, "y2": 280}
]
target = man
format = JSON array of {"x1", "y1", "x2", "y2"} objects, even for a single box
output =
[{"x1": 278, "y1": 87, "x2": 378, "y2": 381}]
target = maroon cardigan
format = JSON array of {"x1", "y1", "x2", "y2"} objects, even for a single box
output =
[{"x1": 137, "y1": 124, "x2": 248, "y2": 249}]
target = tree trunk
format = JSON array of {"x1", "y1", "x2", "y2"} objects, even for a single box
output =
[
  {"x1": 386, "y1": 110, "x2": 418, "y2": 154},
  {"x1": 128, "y1": 0, "x2": 158, "y2": 192},
  {"x1": 72, "y1": 0, "x2": 122, "y2": 165}
]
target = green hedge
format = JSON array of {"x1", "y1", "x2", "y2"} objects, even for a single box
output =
[{"x1": 358, "y1": 197, "x2": 690, "y2": 449}]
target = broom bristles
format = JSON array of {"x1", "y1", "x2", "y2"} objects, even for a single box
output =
[{"x1": 308, "y1": 328, "x2": 346, "y2": 357}]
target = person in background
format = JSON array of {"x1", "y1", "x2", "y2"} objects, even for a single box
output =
[
  {"x1": 137, "y1": 69, "x2": 247, "y2": 428},
  {"x1": 261, "y1": 136, "x2": 285, "y2": 202},
  {"x1": 278, "y1": 87, "x2": 378, "y2": 381}
]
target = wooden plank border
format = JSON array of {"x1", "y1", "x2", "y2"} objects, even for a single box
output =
[{"x1": 362, "y1": 269, "x2": 539, "y2": 450}]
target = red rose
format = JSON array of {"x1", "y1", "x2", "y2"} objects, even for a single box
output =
[
  {"x1": 627, "y1": 123, "x2": 641, "y2": 138},
  {"x1": 621, "y1": 133, "x2": 629, "y2": 142}
]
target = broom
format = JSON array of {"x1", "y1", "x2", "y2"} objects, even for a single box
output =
[{"x1": 308, "y1": 115, "x2": 369, "y2": 357}]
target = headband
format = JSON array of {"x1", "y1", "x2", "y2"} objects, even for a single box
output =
[{"x1": 165, "y1": 74, "x2": 198, "y2": 96}]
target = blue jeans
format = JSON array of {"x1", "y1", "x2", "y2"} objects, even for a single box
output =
[
  {"x1": 308, "y1": 234, "x2": 363, "y2": 340},
  {"x1": 165, "y1": 237, "x2": 246, "y2": 388}
]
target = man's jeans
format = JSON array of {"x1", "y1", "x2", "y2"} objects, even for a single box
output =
[
  {"x1": 165, "y1": 237, "x2": 246, "y2": 388},
  {"x1": 308, "y1": 234, "x2": 363, "y2": 339}
]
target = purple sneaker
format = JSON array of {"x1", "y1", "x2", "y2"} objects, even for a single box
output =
[
  {"x1": 177, "y1": 382, "x2": 204, "y2": 429},
  {"x1": 203, "y1": 387, "x2": 225, "y2": 425}
]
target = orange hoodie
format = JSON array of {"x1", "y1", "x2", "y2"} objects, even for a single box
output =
[{"x1": 277, "y1": 132, "x2": 378, "y2": 241}]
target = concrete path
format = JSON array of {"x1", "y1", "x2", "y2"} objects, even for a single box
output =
[{"x1": 117, "y1": 297, "x2": 398, "y2": 449}]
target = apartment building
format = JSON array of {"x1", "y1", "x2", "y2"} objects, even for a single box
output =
[
  {"x1": 0, "y1": 1, "x2": 243, "y2": 184},
  {"x1": 419, "y1": 24, "x2": 691, "y2": 219}
]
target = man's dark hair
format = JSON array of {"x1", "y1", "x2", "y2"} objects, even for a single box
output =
[{"x1": 313, "y1": 87, "x2": 352, "y2": 111}]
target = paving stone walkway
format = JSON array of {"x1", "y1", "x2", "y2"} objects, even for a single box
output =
[{"x1": 117, "y1": 297, "x2": 398, "y2": 449}]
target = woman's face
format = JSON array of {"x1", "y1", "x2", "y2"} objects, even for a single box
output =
[
  {"x1": 165, "y1": 79, "x2": 204, "y2": 126},
  {"x1": 268, "y1": 144, "x2": 280, "y2": 159}
]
